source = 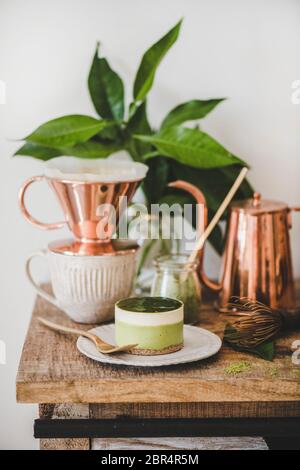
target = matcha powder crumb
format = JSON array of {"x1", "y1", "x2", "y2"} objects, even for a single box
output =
[
  {"x1": 292, "y1": 369, "x2": 300, "y2": 379},
  {"x1": 224, "y1": 361, "x2": 252, "y2": 376},
  {"x1": 267, "y1": 366, "x2": 279, "y2": 378}
]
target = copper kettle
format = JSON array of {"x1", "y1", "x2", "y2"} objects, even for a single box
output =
[{"x1": 199, "y1": 192, "x2": 300, "y2": 311}]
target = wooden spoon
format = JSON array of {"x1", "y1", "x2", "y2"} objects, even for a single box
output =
[{"x1": 38, "y1": 317, "x2": 137, "y2": 354}]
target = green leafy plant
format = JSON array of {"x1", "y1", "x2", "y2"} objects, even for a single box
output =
[{"x1": 15, "y1": 19, "x2": 253, "y2": 254}]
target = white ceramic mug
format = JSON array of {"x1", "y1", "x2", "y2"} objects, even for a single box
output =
[{"x1": 25, "y1": 248, "x2": 137, "y2": 323}]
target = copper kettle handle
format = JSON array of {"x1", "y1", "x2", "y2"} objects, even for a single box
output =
[
  {"x1": 288, "y1": 206, "x2": 300, "y2": 229},
  {"x1": 168, "y1": 180, "x2": 222, "y2": 292}
]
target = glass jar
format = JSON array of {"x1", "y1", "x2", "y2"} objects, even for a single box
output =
[{"x1": 151, "y1": 254, "x2": 201, "y2": 324}]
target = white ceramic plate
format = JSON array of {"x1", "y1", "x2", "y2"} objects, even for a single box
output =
[{"x1": 77, "y1": 324, "x2": 222, "y2": 367}]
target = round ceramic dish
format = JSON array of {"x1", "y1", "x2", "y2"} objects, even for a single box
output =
[{"x1": 77, "y1": 324, "x2": 222, "y2": 367}]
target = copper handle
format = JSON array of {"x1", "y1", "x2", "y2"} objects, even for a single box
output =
[
  {"x1": 168, "y1": 180, "x2": 222, "y2": 292},
  {"x1": 19, "y1": 175, "x2": 66, "y2": 230},
  {"x1": 287, "y1": 206, "x2": 300, "y2": 229}
]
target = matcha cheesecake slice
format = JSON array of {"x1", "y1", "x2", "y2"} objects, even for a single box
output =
[{"x1": 115, "y1": 297, "x2": 184, "y2": 355}]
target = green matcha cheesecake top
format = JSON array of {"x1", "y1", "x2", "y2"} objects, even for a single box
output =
[{"x1": 116, "y1": 297, "x2": 182, "y2": 313}]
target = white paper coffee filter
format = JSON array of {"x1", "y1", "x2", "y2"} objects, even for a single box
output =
[{"x1": 45, "y1": 152, "x2": 148, "y2": 182}]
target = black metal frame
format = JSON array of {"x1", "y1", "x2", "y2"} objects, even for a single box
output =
[{"x1": 34, "y1": 417, "x2": 300, "y2": 448}]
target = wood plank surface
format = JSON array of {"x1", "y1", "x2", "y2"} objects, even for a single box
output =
[
  {"x1": 90, "y1": 401, "x2": 300, "y2": 419},
  {"x1": 39, "y1": 403, "x2": 90, "y2": 450},
  {"x1": 16, "y1": 284, "x2": 300, "y2": 414},
  {"x1": 92, "y1": 436, "x2": 268, "y2": 450}
]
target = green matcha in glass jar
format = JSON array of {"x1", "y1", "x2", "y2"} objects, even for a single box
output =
[{"x1": 151, "y1": 254, "x2": 201, "y2": 324}]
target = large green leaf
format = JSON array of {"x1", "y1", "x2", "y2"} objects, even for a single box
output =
[
  {"x1": 161, "y1": 99, "x2": 225, "y2": 129},
  {"x1": 136, "y1": 126, "x2": 245, "y2": 168},
  {"x1": 15, "y1": 140, "x2": 120, "y2": 160},
  {"x1": 126, "y1": 101, "x2": 151, "y2": 136},
  {"x1": 88, "y1": 44, "x2": 124, "y2": 121},
  {"x1": 133, "y1": 20, "x2": 182, "y2": 102},
  {"x1": 95, "y1": 122, "x2": 124, "y2": 145},
  {"x1": 61, "y1": 141, "x2": 120, "y2": 158},
  {"x1": 125, "y1": 101, "x2": 152, "y2": 161},
  {"x1": 143, "y1": 156, "x2": 170, "y2": 204},
  {"x1": 25, "y1": 115, "x2": 111, "y2": 148},
  {"x1": 14, "y1": 142, "x2": 62, "y2": 160},
  {"x1": 254, "y1": 341, "x2": 275, "y2": 361}
]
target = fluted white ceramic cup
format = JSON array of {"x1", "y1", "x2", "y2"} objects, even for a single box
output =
[{"x1": 25, "y1": 248, "x2": 137, "y2": 323}]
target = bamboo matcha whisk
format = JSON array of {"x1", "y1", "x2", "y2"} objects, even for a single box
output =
[{"x1": 224, "y1": 297, "x2": 300, "y2": 348}]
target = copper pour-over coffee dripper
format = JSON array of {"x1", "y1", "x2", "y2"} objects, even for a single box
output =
[{"x1": 19, "y1": 157, "x2": 148, "y2": 255}]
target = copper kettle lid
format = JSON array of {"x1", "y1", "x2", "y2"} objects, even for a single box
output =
[{"x1": 231, "y1": 192, "x2": 288, "y2": 215}]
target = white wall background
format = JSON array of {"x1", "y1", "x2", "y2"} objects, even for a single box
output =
[{"x1": 0, "y1": 0, "x2": 299, "y2": 450}]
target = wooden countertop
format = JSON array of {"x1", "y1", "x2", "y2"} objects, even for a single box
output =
[{"x1": 16, "y1": 284, "x2": 300, "y2": 418}]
